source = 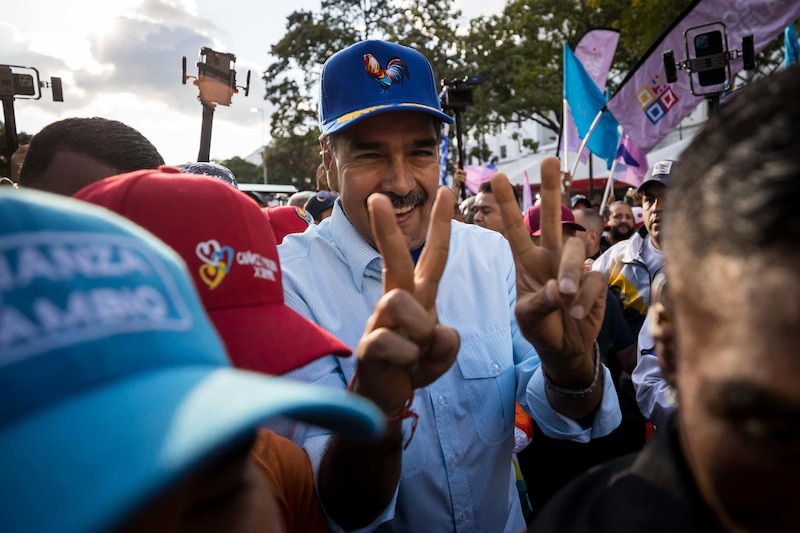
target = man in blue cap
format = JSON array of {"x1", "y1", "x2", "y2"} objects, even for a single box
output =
[{"x1": 279, "y1": 39, "x2": 621, "y2": 532}]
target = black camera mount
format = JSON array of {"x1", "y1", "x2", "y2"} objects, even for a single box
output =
[
  {"x1": 182, "y1": 48, "x2": 251, "y2": 162},
  {"x1": 663, "y1": 22, "x2": 755, "y2": 114},
  {"x1": 0, "y1": 64, "x2": 63, "y2": 158},
  {"x1": 439, "y1": 75, "x2": 483, "y2": 199}
]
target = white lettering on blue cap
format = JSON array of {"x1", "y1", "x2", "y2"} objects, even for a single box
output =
[{"x1": 0, "y1": 232, "x2": 192, "y2": 364}]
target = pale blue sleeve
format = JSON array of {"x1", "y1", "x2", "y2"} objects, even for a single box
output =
[{"x1": 631, "y1": 314, "x2": 676, "y2": 428}]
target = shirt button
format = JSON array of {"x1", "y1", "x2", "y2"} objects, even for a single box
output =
[
  {"x1": 450, "y1": 453, "x2": 458, "y2": 462},
  {"x1": 437, "y1": 395, "x2": 446, "y2": 405},
  {"x1": 491, "y1": 363, "x2": 500, "y2": 373}
]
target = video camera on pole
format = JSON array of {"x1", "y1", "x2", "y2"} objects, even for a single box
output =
[
  {"x1": 0, "y1": 64, "x2": 63, "y2": 159},
  {"x1": 662, "y1": 22, "x2": 755, "y2": 114},
  {"x1": 439, "y1": 75, "x2": 483, "y2": 199},
  {"x1": 182, "y1": 47, "x2": 251, "y2": 162}
]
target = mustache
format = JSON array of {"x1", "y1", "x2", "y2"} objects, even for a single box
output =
[{"x1": 382, "y1": 190, "x2": 428, "y2": 209}]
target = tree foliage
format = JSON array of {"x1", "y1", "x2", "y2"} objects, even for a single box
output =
[
  {"x1": 261, "y1": 0, "x2": 791, "y2": 172},
  {"x1": 460, "y1": 0, "x2": 691, "y2": 138},
  {"x1": 263, "y1": 130, "x2": 321, "y2": 188},
  {"x1": 218, "y1": 156, "x2": 262, "y2": 184},
  {"x1": 260, "y1": 0, "x2": 466, "y2": 185}
]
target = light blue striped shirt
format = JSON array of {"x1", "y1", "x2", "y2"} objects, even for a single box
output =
[{"x1": 277, "y1": 202, "x2": 621, "y2": 533}]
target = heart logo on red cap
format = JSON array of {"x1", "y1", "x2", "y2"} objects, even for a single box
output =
[{"x1": 196, "y1": 240, "x2": 234, "y2": 290}]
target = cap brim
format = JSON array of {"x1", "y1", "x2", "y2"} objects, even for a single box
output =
[
  {"x1": 0, "y1": 366, "x2": 383, "y2": 533},
  {"x1": 638, "y1": 177, "x2": 668, "y2": 193},
  {"x1": 532, "y1": 221, "x2": 586, "y2": 237},
  {"x1": 321, "y1": 102, "x2": 454, "y2": 135},
  {"x1": 209, "y1": 302, "x2": 352, "y2": 375}
]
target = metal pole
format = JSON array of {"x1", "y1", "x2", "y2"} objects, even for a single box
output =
[
  {"x1": 570, "y1": 107, "x2": 606, "y2": 178},
  {"x1": 600, "y1": 159, "x2": 617, "y2": 215},
  {"x1": 197, "y1": 102, "x2": 214, "y2": 162},
  {"x1": 2, "y1": 96, "x2": 19, "y2": 157},
  {"x1": 453, "y1": 108, "x2": 467, "y2": 200},
  {"x1": 260, "y1": 109, "x2": 267, "y2": 183}
]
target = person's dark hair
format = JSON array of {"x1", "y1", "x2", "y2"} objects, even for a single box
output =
[
  {"x1": 18, "y1": 117, "x2": 164, "y2": 186},
  {"x1": 478, "y1": 181, "x2": 492, "y2": 194},
  {"x1": 666, "y1": 65, "x2": 800, "y2": 260}
]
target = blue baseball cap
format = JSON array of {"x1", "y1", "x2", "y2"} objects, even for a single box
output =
[
  {"x1": 318, "y1": 40, "x2": 454, "y2": 135},
  {"x1": 304, "y1": 190, "x2": 339, "y2": 221},
  {"x1": 0, "y1": 188, "x2": 384, "y2": 533}
]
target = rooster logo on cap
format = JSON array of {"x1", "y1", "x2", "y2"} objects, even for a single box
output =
[{"x1": 364, "y1": 54, "x2": 409, "y2": 90}]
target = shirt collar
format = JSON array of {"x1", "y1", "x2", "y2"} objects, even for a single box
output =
[{"x1": 327, "y1": 200, "x2": 383, "y2": 291}]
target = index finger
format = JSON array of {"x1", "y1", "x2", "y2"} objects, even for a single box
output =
[
  {"x1": 538, "y1": 156, "x2": 563, "y2": 252},
  {"x1": 491, "y1": 172, "x2": 535, "y2": 260},
  {"x1": 414, "y1": 187, "x2": 454, "y2": 309},
  {"x1": 368, "y1": 193, "x2": 415, "y2": 294}
]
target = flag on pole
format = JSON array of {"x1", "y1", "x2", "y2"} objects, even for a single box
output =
[
  {"x1": 464, "y1": 163, "x2": 497, "y2": 195},
  {"x1": 611, "y1": 134, "x2": 649, "y2": 188},
  {"x1": 607, "y1": 0, "x2": 800, "y2": 153},
  {"x1": 563, "y1": 42, "x2": 620, "y2": 169},
  {"x1": 564, "y1": 29, "x2": 620, "y2": 165},
  {"x1": 439, "y1": 123, "x2": 451, "y2": 186},
  {"x1": 521, "y1": 168, "x2": 533, "y2": 212},
  {"x1": 785, "y1": 23, "x2": 800, "y2": 66}
]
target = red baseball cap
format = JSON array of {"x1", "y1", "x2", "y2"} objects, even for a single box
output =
[
  {"x1": 262, "y1": 205, "x2": 313, "y2": 243},
  {"x1": 523, "y1": 204, "x2": 586, "y2": 237},
  {"x1": 74, "y1": 167, "x2": 351, "y2": 375}
]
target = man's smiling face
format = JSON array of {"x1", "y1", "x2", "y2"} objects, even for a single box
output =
[{"x1": 324, "y1": 111, "x2": 441, "y2": 251}]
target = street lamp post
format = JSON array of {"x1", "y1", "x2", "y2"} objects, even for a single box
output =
[{"x1": 250, "y1": 107, "x2": 268, "y2": 183}]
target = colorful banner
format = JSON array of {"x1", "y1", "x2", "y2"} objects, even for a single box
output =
[
  {"x1": 563, "y1": 42, "x2": 620, "y2": 169},
  {"x1": 565, "y1": 29, "x2": 621, "y2": 165},
  {"x1": 464, "y1": 163, "x2": 497, "y2": 195},
  {"x1": 607, "y1": 0, "x2": 800, "y2": 152},
  {"x1": 612, "y1": 134, "x2": 649, "y2": 188}
]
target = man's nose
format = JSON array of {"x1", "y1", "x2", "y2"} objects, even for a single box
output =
[{"x1": 383, "y1": 158, "x2": 416, "y2": 196}]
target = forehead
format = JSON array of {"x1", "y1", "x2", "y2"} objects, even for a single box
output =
[
  {"x1": 39, "y1": 150, "x2": 120, "y2": 195},
  {"x1": 672, "y1": 256, "x2": 800, "y2": 377},
  {"x1": 332, "y1": 111, "x2": 438, "y2": 149},
  {"x1": 474, "y1": 191, "x2": 497, "y2": 207},
  {"x1": 610, "y1": 204, "x2": 632, "y2": 216}
]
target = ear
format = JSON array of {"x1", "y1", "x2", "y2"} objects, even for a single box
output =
[
  {"x1": 651, "y1": 300, "x2": 677, "y2": 388},
  {"x1": 319, "y1": 138, "x2": 340, "y2": 193}
]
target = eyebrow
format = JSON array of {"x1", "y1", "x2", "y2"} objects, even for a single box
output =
[{"x1": 712, "y1": 380, "x2": 800, "y2": 427}]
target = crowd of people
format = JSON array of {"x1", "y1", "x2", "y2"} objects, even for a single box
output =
[{"x1": 1, "y1": 38, "x2": 799, "y2": 533}]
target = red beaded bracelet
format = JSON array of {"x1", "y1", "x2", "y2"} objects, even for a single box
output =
[{"x1": 347, "y1": 372, "x2": 419, "y2": 450}]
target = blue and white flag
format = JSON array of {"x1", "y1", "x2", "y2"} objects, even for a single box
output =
[
  {"x1": 439, "y1": 123, "x2": 451, "y2": 186},
  {"x1": 563, "y1": 42, "x2": 620, "y2": 169}
]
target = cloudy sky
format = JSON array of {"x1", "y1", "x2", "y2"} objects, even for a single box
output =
[{"x1": 3, "y1": 0, "x2": 502, "y2": 166}]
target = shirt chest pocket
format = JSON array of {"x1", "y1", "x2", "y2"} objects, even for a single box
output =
[{"x1": 456, "y1": 331, "x2": 516, "y2": 446}]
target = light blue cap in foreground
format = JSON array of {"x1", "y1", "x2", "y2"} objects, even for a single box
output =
[{"x1": 0, "y1": 188, "x2": 384, "y2": 533}]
